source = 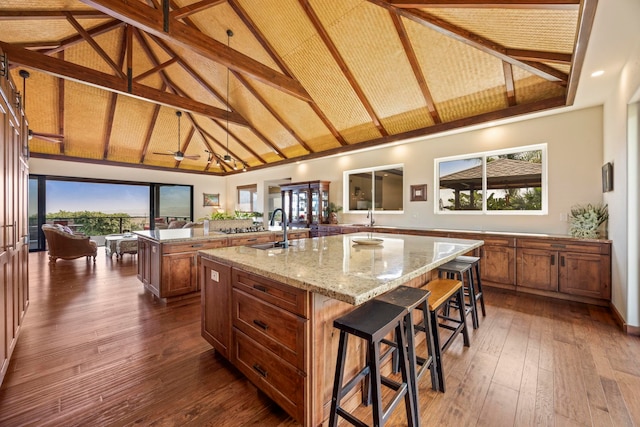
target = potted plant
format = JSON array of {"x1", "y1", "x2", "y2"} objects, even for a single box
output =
[
  {"x1": 568, "y1": 203, "x2": 608, "y2": 239},
  {"x1": 327, "y1": 202, "x2": 342, "y2": 224}
]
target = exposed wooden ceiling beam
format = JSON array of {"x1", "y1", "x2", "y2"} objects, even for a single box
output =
[
  {"x1": 228, "y1": 0, "x2": 348, "y2": 147},
  {"x1": 146, "y1": 33, "x2": 279, "y2": 162},
  {"x1": 57, "y1": 51, "x2": 66, "y2": 156},
  {"x1": 133, "y1": 57, "x2": 178, "y2": 82},
  {"x1": 299, "y1": 0, "x2": 389, "y2": 138},
  {"x1": 389, "y1": 10, "x2": 441, "y2": 124},
  {"x1": 173, "y1": 126, "x2": 197, "y2": 168},
  {"x1": 0, "y1": 42, "x2": 250, "y2": 126},
  {"x1": 170, "y1": 0, "x2": 225, "y2": 20},
  {"x1": 79, "y1": 0, "x2": 313, "y2": 102},
  {"x1": 139, "y1": 89, "x2": 165, "y2": 163},
  {"x1": 42, "y1": 19, "x2": 124, "y2": 55},
  {"x1": 232, "y1": 70, "x2": 314, "y2": 154},
  {"x1": 370, "y1": 1, "x2": 569, "y2": 84},
  {"x1": 386, "y1": 0, "x2": 580, "y2": 9},
  {"x1": 102, "y1": 29, "x2": 128, "y2": 160},
  {"x1": 506, "y1": 49, "x2": 572, "y2": 65},
  {"x1": 64, "y1": 12, "x2": 126, "y2": 79}
]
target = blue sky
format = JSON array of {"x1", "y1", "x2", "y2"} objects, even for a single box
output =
[{"x1": 45, "y1": 181, "x2": 150, "y2": 215}]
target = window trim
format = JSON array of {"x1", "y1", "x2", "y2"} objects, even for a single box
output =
[
  {"x1": 343, "y1": 163, "x2": 405, "y2": 214},
  {"x1": 434, "y1": 143, "x2": 548, "y2": 215}
]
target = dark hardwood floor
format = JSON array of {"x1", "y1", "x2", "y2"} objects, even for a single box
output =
[{"x1": 0, "y1": 250, "x2": 638, "y2": 426}]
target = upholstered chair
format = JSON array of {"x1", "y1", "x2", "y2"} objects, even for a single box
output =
[{"x1": 42, "y1": 224, "x2": 98, "y2": 263}]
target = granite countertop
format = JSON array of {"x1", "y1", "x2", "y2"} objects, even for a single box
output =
[
  {"x1": 198, "y1": 232, "x2": 483, "y2": 305},
  {"x1": 134, "y1": 227, "x2": 308, "y2": 243}
]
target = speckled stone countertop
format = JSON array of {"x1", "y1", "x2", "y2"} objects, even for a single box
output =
[
  {"x1": 134, "y1": 228, "x2": 302, "y2": 243},
  {"x1": 198, "y1": 232, "x2": 483, "y2": 305}
]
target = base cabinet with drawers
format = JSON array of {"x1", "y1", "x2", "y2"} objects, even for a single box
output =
[{"x1": 201, "y1": 261, "x2": 308, "y2": 423}]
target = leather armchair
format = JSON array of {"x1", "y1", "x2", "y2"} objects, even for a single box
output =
[{"x1": 42, "y1": 224, "x2": 98, "y2": 263}]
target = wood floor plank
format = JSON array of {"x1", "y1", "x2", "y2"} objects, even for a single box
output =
[{"x1": 0, "y1": 251, "x2": 638, "y2": 426}]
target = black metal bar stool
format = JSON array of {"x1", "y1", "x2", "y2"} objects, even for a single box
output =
[
  {"x1": 330, "y1": 299, "x2": 417, "y2": 427},
  {"x1": 455, "y1": 255, "x2": 486, "y2": 320},
  {"x1": 375, "y1": 286, "x2": 439, "y2": 423},
  {"x1": 421, "y1": 278, "x2": 469, "y2": 392},
  {"x1": 437, "y1": 260, "x2": 480, "y2": 328}
]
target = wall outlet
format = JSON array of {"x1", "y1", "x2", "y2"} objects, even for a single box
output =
[{"x1": 211, "y1": 270, "x2": 219, "y2": 282}]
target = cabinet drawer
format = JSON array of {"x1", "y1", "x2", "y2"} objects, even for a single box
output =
[
  {"x1": 227, "y1": 234, "x2": 274, "y2": 247},
  {"x1": 163, "y1": 239, "x2": 226, "y2": 254},
  {"x1": 516, "y1": 238, "x2": 608, "y2": 254},
  {"x1": 285, "y1": 230, "x2": 309, "y2": 240},
  {"x1": 233, "y1": 329, "x2": 304, "y2": 423},
  {"x1": 233, "y1": 269, "x2": 307, "y2": 317},
  {"x1": 233, "y1": 288, "x2": 306, "y2": 370}
]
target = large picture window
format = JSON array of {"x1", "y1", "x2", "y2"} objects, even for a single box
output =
[
  {"x1": 436, "y1": 144, "x2": 546, "y2": 214},
  {"x1": 344, "y1": 164, "x2": 404, "y2": 213}
]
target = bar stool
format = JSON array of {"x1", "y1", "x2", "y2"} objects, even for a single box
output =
[
  {"x1": 375, "y1": 286, "x2": 439, "y2": 422},
  {"x1": 330, "y1": 300, "x2": 417, "y2": 427},
  {"x1": 455, "y1": 255, "x2": 486, "y2": 320},
  {"x1": 437, "y1": 260, "x2": 479, "y2": 329},
  {"x1": 421, "y1": 278, "x2": 469, "y2": 392}
]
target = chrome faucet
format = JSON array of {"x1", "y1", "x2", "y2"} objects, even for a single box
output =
[
  {"x1": 270, "y1": 208, "x2": 288, "y2": 248},
  {"x1": 366, "y1": 209, "x2": 375, "y2": 227}
]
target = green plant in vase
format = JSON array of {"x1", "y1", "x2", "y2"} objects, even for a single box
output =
[
  {"x1": 327, "y1": 202, "x2": 342, "y2": 224},
  {"x1": 568, "y1": 203, "x2": 608, "y2": 239}
]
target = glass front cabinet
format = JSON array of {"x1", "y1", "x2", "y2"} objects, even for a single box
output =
[{"x1": 281, "y1": 181, "x2": 330, "y2": 236}]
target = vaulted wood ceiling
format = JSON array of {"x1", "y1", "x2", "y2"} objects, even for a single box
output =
[{"x1": 1, "y1": 0, "x2": 596, "y2": 175}]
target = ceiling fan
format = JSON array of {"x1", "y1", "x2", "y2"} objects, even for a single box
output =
[
  {"x1": 153, "y1": 111, "x2": 200, "y2": 161},
  {"x1": 29, "y1": 130, "x2": 64, "y2": 143}
]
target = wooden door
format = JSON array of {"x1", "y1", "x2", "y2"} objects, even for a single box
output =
[
  {"x1": 480, "y1": 245, "x2": 516, "y2": 286},
  {"x1": 559, "y1": 252, "x2": 611, "y2": 299},
  {"x1": 162, "y1": 252, "x2": 197, "y2": 297},
  {"x1": 201, "y1": 259, "x2": 231, "y2": 358},
  {"x1": 516, "y1": 248, "x2": 559, "y2": 291}
]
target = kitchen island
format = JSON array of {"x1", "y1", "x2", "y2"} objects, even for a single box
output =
[
  {"x1": 198, "y1": 232, "x2": 483, "y2": 425},
  {"x1": 134, "y1": 227, "x2": 308, "y2": 301}
]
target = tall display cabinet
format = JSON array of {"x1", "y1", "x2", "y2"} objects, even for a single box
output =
[
  {"x1": 280, "y1": 181, "x2": 330, "y2": 237},
  {"x1": 0, "y1": 48, "x2": 30, "y2": 386}
]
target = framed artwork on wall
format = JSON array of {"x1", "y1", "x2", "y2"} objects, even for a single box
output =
[
  {"x1": 410, "y1": 184, "x2": 428, "y2": 202},
  {"x1": 203, "y1": 193, "x2": 220, "y2": 207}
]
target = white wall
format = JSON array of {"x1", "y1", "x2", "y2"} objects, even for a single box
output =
[
  {"x1": 228, "y1": 106, "x2": 605, "y2": 235},
  {"x1": 602, "y1": 18, "x2": 640, "y2": 328},
  {"x1": 28, "y1": 158, "x2": 225, "y2": 221}
]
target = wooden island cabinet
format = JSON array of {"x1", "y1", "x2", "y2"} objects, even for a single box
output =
[
  {"x1": 199, "y1": 233, "x2": 483, "y2": 425},
  {"x1": 136, "y1": 228, "x2": 308, "y2": 301}
]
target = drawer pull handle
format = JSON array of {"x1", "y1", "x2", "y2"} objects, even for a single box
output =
[
  {"x1": 253, "y1": 364, "x2": 268, "y2": 378},
  {"x1": 253, "y1": 319, "x2": 269, "y2": 330},
  {"x1": 551, "y1": 244, "x2": 566, "y2": 248},
  {"x1": 191, "y1": 244, "x2": 203, "y2": 248},
  {"x1": 246, "y1": 238, "x2": 257, "y2": 242},
  {"x1": 254, "y1": 284, "x2": 267, "y2": 293},
  {"x1": 551, "y1": 255, "x2": 555, "y2": 266}
]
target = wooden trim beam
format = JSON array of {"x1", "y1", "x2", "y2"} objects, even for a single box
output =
[
  {"x1": 133, "y1": 57, "x2": 178, "y2": 82},
  {"x1": 0, "y1": 42, "x2": 249, "y2": 126},
  {"x1": 0, "y1": 10, "x2": 110, "y2": 20},
  {"x1": 565, "y1": 0, "x2": 597, "y2": 105},
  {"x1": 57, "y1": 51, "x2": 66, "y2": 155},
  {"x1": 139, "y1": 90, "x2": 165, "y2": 163},
  {"x1": 79, "y1": 0, "x2": 313, "y2": 102},
  {"x1": 386, "y1": 0, "x2": 580, "y2": 9},
  {"x1": 502, "y1": 61, "x2": 516, "y2": 106},
  {"x1": 43, "y1": 19, "x2": 125, "y2": 55}
]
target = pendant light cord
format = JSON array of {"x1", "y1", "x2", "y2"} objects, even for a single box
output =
[{"x1": 226, "y1": 29, "x2": 233, "y2": 159}]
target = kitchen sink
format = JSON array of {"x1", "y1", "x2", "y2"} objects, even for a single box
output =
[{"x1": 249, "y1": 241, "x2": 290, "y2": 250}]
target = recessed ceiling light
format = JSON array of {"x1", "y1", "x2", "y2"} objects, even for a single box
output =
[{"x1": 591, "y1": 70, "x2": 605, "y2": 77}]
